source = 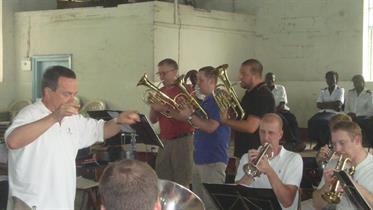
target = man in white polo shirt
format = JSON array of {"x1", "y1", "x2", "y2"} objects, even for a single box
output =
[
  {"x1": 312, "y1": 121, "x2": 373, "y2": 209},
  {"x1": 5, "y1": 66, "x2": 140, "y2": 210},
  {"x1": 235, "y1": 113, "x2": 303, "y2": 210}
]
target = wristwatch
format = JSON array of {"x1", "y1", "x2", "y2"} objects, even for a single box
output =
[{"x1": 187, "y1": 115, "x2": 193, "y2": 123}]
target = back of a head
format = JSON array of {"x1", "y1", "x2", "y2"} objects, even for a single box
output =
[
  {"x1": 158, "y1": 58, "x2": 179, "y2": 70},
  {"x1": 241, "y1": 59, "x2": 263, "y2": 77},
  {"x1": 99, "y1": 160, "x2": 159, "y2": 210},
  {"x1": 41, "y1": 66, "x2": 76, "y2": 93}
]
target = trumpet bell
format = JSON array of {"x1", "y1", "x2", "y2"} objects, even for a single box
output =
[
  {"x1": 243, "y1": 163, "x2": 261, "y2": 177},
  {"x1": 158, "y1": 179, "x2": 205, "y2": 210}
]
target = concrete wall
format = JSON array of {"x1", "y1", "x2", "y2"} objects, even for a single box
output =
[
  {"x1": 0, "y1": 1, "x2": 17, "y2": 112},
  {"x1": 193, "y1": 0, "x2": 365, "y2": 126},
  {"x1": 13, "y1": 1, "x2": 255, "y2": 116},
  {"x1": 4, "y1": 0, "x2": 368, "y2": 126}
]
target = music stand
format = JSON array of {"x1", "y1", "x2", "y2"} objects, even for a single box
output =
[
  {"x1": 335, "y1": 170, "x2": 372, "y2": 210},
  {"x1": 203, "y1": 184, "x2": 281, "y2": 210},
  {"x1": 88, "y1": 110, "x2": 164, "y2": 149}
]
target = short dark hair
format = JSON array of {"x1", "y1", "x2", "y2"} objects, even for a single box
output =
[
  {"x1": 99, "y1": 160, "x2": 159, "y2": 210},
  {"x1": 198, "y1": 66, "x2": 218, "y2": 83},
  {"x1": 185, "y1": 69, "x2": 198, "y2": 87},
  {"x1": 325, "y1": 71, "x2": 338, "y2": 81},
  {"x1": 158, "y1": 58, "x2": 178, "y2": 70},
  {"x1": 241, "y1": 59, "x2": 263, "y2": 77},
  {"x1": 41, "y1": 66, "x2": 76, "y2": 94},
  {"x1": 352, "y1": 74, "x2": 364, "y2": 82}
]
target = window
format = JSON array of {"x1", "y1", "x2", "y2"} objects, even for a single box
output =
[
  {"x1": 364, "y1": 0, "x2": 373, "y2": 80},
  {"x1": 31, "y1": 54, "x2": 72, "y2": 101}
]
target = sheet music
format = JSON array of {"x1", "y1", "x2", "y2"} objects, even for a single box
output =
[{"x1": 335, "y1": 170, "x2": 372, "y2": 210}]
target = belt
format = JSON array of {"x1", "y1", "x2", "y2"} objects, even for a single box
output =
[{"x1": 166, "y1": 132, "x2": 193, "y2": 140}]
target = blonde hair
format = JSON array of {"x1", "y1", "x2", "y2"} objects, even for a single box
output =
[
  {"x1": 331, "y1": 120, "x2": 362, "y2": 141},
  {"x1": 329, "y1": 113, "x2": 352, "y2": 128}
]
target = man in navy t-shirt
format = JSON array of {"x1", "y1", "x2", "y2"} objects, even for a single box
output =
[{"x1": 172, "y1": 66, "x2": 230, "y2": 210}]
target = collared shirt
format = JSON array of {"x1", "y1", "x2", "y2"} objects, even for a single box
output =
[
  {"x1": 317, "y1": 85, "x2": 345, "y2": 112},
  {"x1": 235, "y1": 82, "x2": 275, "y2": 158},
  {"x1": 5, "y1": 101, "x2": 105, "y2": 209},
  {"x1": 271, "y1": 84, "x2": 290, "y2": 111},
  {"x1": 344, "y1": 88, "x2": 373, "y2": 116},
  {"x1": 235, "y1": 147, "x2": 303, "y2": 210},
  {"x1": 194, "y1": 95, "x2": 230, "y2": 165},
  {"x1": 158, "y1": 85, "x2": 194, "y2": 140},
  {"x1": 318, "y1": 153, "x2": 373, "y2": 210}
]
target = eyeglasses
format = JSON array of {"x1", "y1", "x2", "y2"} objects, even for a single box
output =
[{"x1": 156, "y1": 69, "x2": 175, "y2": 76}]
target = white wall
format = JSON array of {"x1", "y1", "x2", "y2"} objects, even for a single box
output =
[
  {"x1": 191, "y1": 0, "x2": 365, "y2": 126},
  {"x1": 13, "y1": 2, "x2": 255, "y2": 115},
  {"x1": 0, "y1": 1, "x2": 17, "y2": 112}
]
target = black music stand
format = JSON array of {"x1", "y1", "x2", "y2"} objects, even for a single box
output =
[
  {"x1": 335, "y1": 170, "x2": 372, "y2": 210},
  {"x1": 88, "y1": 110, "x2": 164, "y2": 149},
  {"x1": 203, "y1": 184, "x2": 281, "y2": 210}
]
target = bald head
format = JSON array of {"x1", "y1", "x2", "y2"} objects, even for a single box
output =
[
  {"x1": 259, "y1": 113, "x2": 283, "y2": 146},
  {"x1": 261, "y1": 113, "x2": 283, "y2": 130}
]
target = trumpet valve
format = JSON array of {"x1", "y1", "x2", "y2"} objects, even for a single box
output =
[{"x1": 321, "y1": 191, "x2": 342, "y2": 204}]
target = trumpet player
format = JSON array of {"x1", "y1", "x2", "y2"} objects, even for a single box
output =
[
  {"x1": 149, "y1": 58, "x2": 194, "y2": 187},
  {"x1": 312, "y1": 121, "x2": 373, "y2": 210},
  {"x1": 171, "y1": 66, "x2": 231, "y2": 210},
  {"x1": 235, "y1": 113, "x2": 303, "y2": 210}
]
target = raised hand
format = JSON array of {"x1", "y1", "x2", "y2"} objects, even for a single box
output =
[
  {"x1": 51, "y1": 102, "x2": 80, "y2": 122},
  {"x1": 117, "y1": 111, "x2": 140, "y2": 125}
]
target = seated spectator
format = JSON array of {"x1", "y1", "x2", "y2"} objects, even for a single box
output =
[
  {"x1": 308, "y1": 71, "x2": 344, "y2": 150},
  {"x1": 344, "y1": 74, "x2": 373, "y2": 147},
  {"x1": 99, "y1": 159, "x2": 161, "y2": 210},
  {"x1": 265, "y1": 72, "x2": 305, "y2": 152}
]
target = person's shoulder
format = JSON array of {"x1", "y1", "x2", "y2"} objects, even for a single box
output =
[
  {"x1": 336, "y1": 86, "x2": 344, "y2": 91},
  {"x1": 365, "y1": 89, "x2": 372, "y2": 95},
  {"x1": 275, "y1": 84, "x2": 286, "y2": 89},
  {"x1": 283, "y1": 148, "x2": 302, "y2": 161}
]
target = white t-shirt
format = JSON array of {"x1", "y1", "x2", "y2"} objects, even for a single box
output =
[
  {"x1": 317, "y1": 153, "x2": 373, "y2": 210},
  {"x1": 317, "y1": 86, "x2": 345, "y2": 112},
  {"x1": 344, "y1": 88, "x2": 373, "y2": 117},
  {"x1": 271, "y1": 84, "x2": 290, "y2": 111},
  {"x1": 5, "y1": 101, "x2": 105, "y2": 210},
  {"x1": 235, "y1": 147, "x2": 303, "y2": 210}
]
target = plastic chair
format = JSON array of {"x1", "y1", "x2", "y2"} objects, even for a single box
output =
[
  {"x1": 80, "y1": 101, "x2": 106, "y2": 117},
  {"x1": 7, "y1": 100, "x2": 32, "y2": 121}
]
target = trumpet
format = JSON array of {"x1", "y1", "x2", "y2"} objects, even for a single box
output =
[
  {"x1": 137, "y1": 73, "x2": 181, "y2": 118},
  {"x1": 321, "y1": 154, "x2": 356, "y2": 204},
  {"x1": 175, "y1": 75, "x2": 208, "y2": 120},
  {"x1": 213, "y1": 64, "x2": 245, "y2": 120},
  {"x1": 242, "y1": 143, "x2": 273, "y2": 179}
]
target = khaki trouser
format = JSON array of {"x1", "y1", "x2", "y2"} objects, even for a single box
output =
[
  {"x1": 192, "y1": 162, "x2": 226, "y2": 210},
  {"x1": 156, "y1": 134, "x2": 193, "y2": 187},
  {"x1": 7, "y1": 197, "x2": 32, "y2": 210}
]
